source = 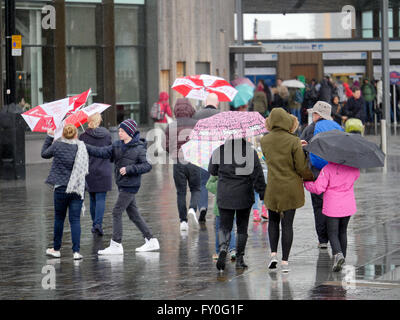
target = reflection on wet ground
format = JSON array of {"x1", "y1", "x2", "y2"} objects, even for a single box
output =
[{"x1": 0, "y1": 133, "x2": 400, "y2": 300}]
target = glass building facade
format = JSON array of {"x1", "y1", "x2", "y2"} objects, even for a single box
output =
[{"x1": 1, "y1": 0, "x2": 147, "y2": 125}]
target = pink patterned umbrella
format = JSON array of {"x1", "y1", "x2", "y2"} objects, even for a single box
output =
[{"x1": 189, "y1": 111, "x2": 268, "y2": 141}]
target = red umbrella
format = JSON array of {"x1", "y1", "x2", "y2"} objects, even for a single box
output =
[
  {"x1": 64, "y1": 103, "x2": 111, "y2": 127},
  {"x1": 171, "y1": 74, "x2": 238, "y2": 102},
  {"x1": 65, "y1": 88, "x2": 92, "y2": 117}
]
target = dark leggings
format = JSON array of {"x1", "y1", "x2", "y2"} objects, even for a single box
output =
[
  {"x1": 219, "y1": 207, "x2": 252, "y2": 235},
  {"x1": 326, "y1": 216, "x2": 351, "y2": 257},
  {"x1": 268, "y1": 209, "x2": 296, "y2": 261}
]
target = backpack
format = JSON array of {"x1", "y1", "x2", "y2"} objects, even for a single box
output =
[{"x1": 150, "y1": 102, "x2": 164, "y2": 121}]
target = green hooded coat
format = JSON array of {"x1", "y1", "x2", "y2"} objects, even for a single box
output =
[{"x1": 260, "y1": 108, "x2": 314, "y2": 212}]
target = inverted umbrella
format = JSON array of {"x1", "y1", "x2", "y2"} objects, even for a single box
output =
[
  {"x1": 229, "y1": 84, "x2": 255, "y2": 109},
  {"x1": 231, "y1": 77, "x2": 255, "y2": 88},
  {"x1": 21, "y1": 89, "x2": 92, "y2": 132},
  {"x1": 189, "y1": 111, "x2": 267, "y2": 141},
  {"x1": 22, "y1": 98, "x2": 74, "y2": 132},
  {"x1": 281, "y1": 79, "x2": 305, "y2": 88},
  {"x1": 65, "y1": 89, "x2": 92, "y2": 117},
  {"x1": 304, "y1": 130, "x2": 385, "y2": 168},
  {"x1": 64, "y1": 103, "x2": 111, "y2": 127},
  {"x1": 172, "y1": 74, "x2": 238, "y2": 102}
]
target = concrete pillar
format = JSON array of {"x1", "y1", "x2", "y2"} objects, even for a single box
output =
[
  {"x1": 101, "y1": 0, "x2": 116, "y2": 127},
  {"x1": 54, "y1": 0, "x2": 67, "y2": 99},
  {"x1": 235, "y1": 0, "x2": 244, "y2": 78},
  {"x1": 146, "y1": 0, "x2": 159, "y2": 125}
]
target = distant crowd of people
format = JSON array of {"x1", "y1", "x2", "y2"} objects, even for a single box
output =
[{"x1": 247, "y1": 75, "x2": 400, "y2": 130}]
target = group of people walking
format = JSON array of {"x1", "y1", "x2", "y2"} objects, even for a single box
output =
[
  {"x1": 42, "y1": 115, "x2": 159, "y2": 260},
  {"x1": 42, "y1": 89, "x2": 360, "y2": 276}
]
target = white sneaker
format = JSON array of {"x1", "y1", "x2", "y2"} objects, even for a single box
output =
[
  {"x1": 98, "y1": 239, "x2": 124, "y2": 255},
  {"x1": 73, "y1": 252, "x2": 83, "y2": 260},
  {"x1": 46, "y1": 248, "x2": 61, "y2": 258},
  {"x1": 188, "y1": 208, "x2": 198, "y2": 225},
  {"x1": 135, "y1": 238, "x2": 160, "y2": 252},
  {"x1": 180, "y1": 221, "x2": 189, "y2": 231}
]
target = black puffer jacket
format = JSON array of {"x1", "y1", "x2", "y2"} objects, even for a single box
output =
[
  {"x1": 41, "y1": 136, "x2": 78, "y2": 187},
  {"x1": 208, "y1": 139, "x2": 266, "y2": 210},
  {"x1": 85, "y1": 132, "x2": 152, "y2": 189}
]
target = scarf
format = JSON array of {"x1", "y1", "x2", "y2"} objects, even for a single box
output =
[{"x1": 61, "y1": 138, "x2": 89, "y2": 215}]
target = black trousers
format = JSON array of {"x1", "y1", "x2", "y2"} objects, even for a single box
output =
[
  {"x1": 268, "y1": 209, "x2": 296, "y2": 261},
  {"x1": 311, "y1": 193, "x2": 329, "y2": 244},
  {"x1": 219, "y1": 207, "x2": 251, "y2": 235},
  {"x1": 173, "y1": 162, "x2": 200, "y2": 222},
  {"x1": 326, "y1": 216, "x2": 351, "y2": 257}
]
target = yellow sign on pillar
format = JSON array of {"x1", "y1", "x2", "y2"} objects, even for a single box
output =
[{"x1": 12, "y1": 35, "x2": 22, "y2": 56}]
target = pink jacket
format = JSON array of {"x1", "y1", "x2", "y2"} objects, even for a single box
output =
[{"x1": 304, "y1": 163, "x2": 360, "y2": 218}]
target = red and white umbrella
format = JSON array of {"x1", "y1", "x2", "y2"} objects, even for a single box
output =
[
  {"x1": 65, "y1": 89, "x2": 92, "y2": 116},
  {"x1": 172, "y1": 74, "x2": 238, "y2": 102},
  {"x1": 64, "y1": 103, "x2": 111, "y2": 127},
  {"x1": 21, "y1": 89, "x2": 92, "y2": 132}
]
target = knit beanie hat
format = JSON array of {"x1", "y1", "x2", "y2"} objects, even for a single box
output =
[{"x1": 119, "y1": 119, "x2": 138, "y2": 138}]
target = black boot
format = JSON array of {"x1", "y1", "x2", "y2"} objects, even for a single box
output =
[
  {"x1": 216, "y1": 229, "x2": 231, "y2": 271},
  {"x1": 236, "y1": 234, "x2": 248, "y2": 269},
  {"x1": 199, "y1": 208, "x2": 207, "y2": 223}
]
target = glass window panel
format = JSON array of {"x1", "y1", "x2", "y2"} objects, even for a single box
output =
[
  {"x1": 362, "y1": 29, "x2": 373, "y2": 38},
  {"x1": 362, "y1": 11, "x2": 373, "y2": 29},
  {"x1": 66, "y1": 6, "x2": 96, "y2": 46},
  {"x1": 114, "y1": 6, "x2": 144, "y2": 45},
  {"x1": 115, "y1": 47, "x2": 140, "y2": 103},
  {"x1": 66, "y1": 48, "x2": 97, "y2": 95}
]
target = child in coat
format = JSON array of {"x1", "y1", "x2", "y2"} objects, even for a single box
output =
[
  {"x1": 85, "y1": 119, "x2": 160, "y2": 254},
  {"x1": 304, "y1": 162, "x2": 360, "y2": 272}
]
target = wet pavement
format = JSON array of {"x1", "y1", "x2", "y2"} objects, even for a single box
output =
[{"x1": 1, "y1": 132, "x2": 400, "y2": 300}]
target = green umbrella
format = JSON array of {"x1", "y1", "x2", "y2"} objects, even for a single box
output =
[{"x1": 229, "y1": 84, "x2": 255, "y2": 109}]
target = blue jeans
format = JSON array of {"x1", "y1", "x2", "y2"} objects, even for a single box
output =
[
  {"x1": 252, "y1": 190, "x2": 264, "y2": 210},
  {"x1": 198, "y1": 168, "x2": 210, "y2": 212},
  {"x1": 89, "y1": 192, "x2": 107, "y2": 228},
  {"x1": 53, "y1": 186, "x2": 83, "y2": 253},
  {"x1": 215, "y1": 215, "x2": 236, "y2": 254}
]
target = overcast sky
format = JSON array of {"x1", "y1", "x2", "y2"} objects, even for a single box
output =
[{"x1": 243, "y1": 14, "x2": 315, "y2": 40}]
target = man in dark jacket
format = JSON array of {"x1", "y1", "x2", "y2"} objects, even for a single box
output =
[
  {"x1": 301, "y1": 101, "x2": 343, "y2": 250},
  {"x1": 342, "y1": 87, "x2": 366, "y2": 124},
  {"x1": 165, "y1": 98, "x2": 200, "y2": 232},
  {"x1": 85, "y1": 119, "x2": 160, "y2": 255},
  {"x1": 192, "y1": 93, "x2": 220, "y2": 223}
]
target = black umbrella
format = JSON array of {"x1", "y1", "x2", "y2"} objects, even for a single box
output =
[{"x1": 304, "y1": 130, "x2": 386, "y2": 169}]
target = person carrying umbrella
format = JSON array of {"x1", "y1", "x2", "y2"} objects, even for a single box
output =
[
  {"x1": 165, "y1": 98, "x2": 200, "y2": 231},
  {"x1": 209, "y1": 138, "x2": 266, "y2": 271},
  {"x1": 300, "y1": 101, "x2": 343, "y2": 250},
  {"x1": 303, "y1": 130, "x2": 385, "y2": 272},
  {"x1": 192, "y1": 93, "x2": 220, "y2": 223},
  {"x1": 42, "y1": 124, "x2": 89, "y2": 261},
  {"x1": 261, "y1": 108, "x2": 314, "y2": 273}
]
